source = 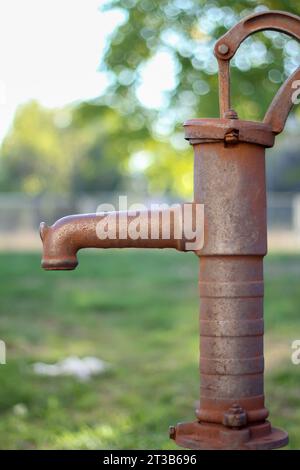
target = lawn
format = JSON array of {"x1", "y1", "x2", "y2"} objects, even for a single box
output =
[{"x1": 0, "y1": 250, "x2": 299, "y2": 449}]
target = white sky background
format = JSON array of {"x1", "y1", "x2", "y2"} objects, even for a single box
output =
[
  {"x1": 0, "y1": 0, "x2": 121, "y2": 140},
  {"x1": 0, "y1": 0, "x2": 176, "y2": 142}
]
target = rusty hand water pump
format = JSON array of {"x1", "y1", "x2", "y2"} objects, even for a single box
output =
[{"x1": 40, "y1": 10, "x2": 300, "y2": 450}]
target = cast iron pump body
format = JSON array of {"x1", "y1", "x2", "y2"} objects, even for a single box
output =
[{"x1": 40, "y1": 11, "x2": 300, "y2": 450}]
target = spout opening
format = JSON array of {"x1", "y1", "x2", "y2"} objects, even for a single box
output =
[{"x1": 41, "y1": 258, "x2": 78, "y2": 271}]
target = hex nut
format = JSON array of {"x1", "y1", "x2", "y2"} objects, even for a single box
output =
[{"x1": 223, "y1": 404, "x2": 247, "y2": 428}]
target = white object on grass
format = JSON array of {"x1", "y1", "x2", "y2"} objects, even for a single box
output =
[{"x1": 33, "y1": 356, "x2": 110, "y2": 381}]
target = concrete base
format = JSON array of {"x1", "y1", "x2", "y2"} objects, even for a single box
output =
[{"x1": 171, "y1": 421, "x2": 288, "y2": 450}]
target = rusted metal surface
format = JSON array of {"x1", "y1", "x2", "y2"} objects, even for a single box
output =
[
  {"x1": 172, "y1": 139, "x2": 282, "y2": 449},
  {"x1": 214, "y1": 10, "x2": 300, "y2": 118},
  {"x1": 40, "y1": 205, "x2": 199, "y2": 270},
  {"x1": 184, "y1": 119, "x2": 275, "y2": 147},
  {"x1": 215, "y1": 10, "x2": 300, "y2": 61},
  {"x1": 171, "y1": 421, "x2": 288, "y2": 450},
  {"x1": 170, "y1": 10, "x2": 299, "y2": 450},
  {"x1": 264, "y1": 67, "x2": 300, "y2": 134},
  {"x1": 40, "y1": 10, "x2": 299, "y2": 450},
  {"x1": 222, "y1": 404, "x2": 247, "y2": 429}
]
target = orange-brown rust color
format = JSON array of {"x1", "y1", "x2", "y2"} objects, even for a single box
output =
[{"x1": 40, "y1": 205, "x2": 198, "y2": 270}]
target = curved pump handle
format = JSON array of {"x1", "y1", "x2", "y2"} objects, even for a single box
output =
[{"x1": 214, "y1": 10, "x2": 300, "y2": 134}]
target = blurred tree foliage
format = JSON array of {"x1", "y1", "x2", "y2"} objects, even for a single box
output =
[
  {"x1": 0, "y1": 101, "x2": 124, "y2": 195},
  {"x1": 1, "y1": 1, "x2": 300, "y2": 196},
  {"x1": 100, "y1": 0, "x2": 300, "y2": 122}
]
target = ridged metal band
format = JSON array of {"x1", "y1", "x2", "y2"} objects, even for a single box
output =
[
  {"x1": 200, "y1": 373, "x2": 263, "y2": 398},
  {"x1": 200, "y1": 356, "x2": 264, "y2": 375},
  {"x1": 199, "y1": 281, "x2": 264, "y2": 298},
  {"x1": 200, "y1": 319, "x2": 264, "y2": 337}
]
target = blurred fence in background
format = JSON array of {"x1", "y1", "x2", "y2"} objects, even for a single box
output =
[{"x1": 0, "y1": 192, "x2": 299, "y2": 251}]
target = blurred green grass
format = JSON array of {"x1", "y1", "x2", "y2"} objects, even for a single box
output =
[{"x1": 0, "y1": 250, "x2": 299, "y2": 449}]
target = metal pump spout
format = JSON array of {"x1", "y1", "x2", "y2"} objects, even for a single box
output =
[{"x1": 40, "y1": 205, "x2": 198, "y2": 270}]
